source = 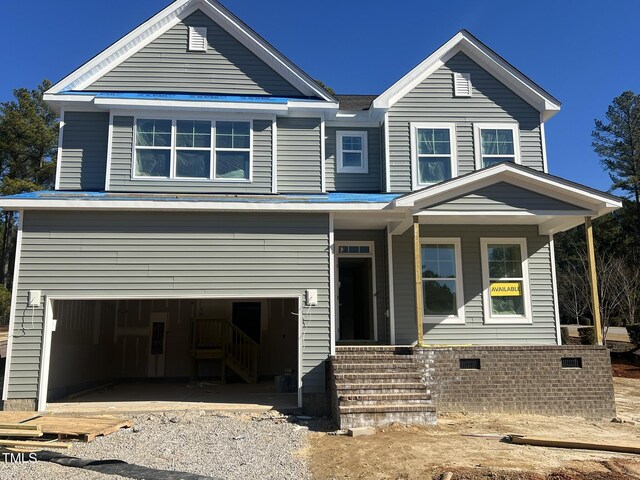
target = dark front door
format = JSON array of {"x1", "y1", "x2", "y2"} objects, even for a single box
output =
[{"x1": 338, "y1": 258, "x2": 373, "y2": 341}]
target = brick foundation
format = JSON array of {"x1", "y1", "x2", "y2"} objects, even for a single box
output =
[{"x1": 416, "y1": 345, "x2": 616, "y2": 419}]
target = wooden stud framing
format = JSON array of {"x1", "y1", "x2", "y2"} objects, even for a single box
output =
[
  {"x1": 585, "y1": 217, "x2": 603, "y2": 345},
  {"x1": 413, "y1": 216, "x2": 424, "y2": 346}
]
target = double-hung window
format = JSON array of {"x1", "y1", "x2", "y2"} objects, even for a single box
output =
[
  {"x1": 421, "y1": 239, "x2": 464, "y2": 323},
  {"x1": 134, "y1": 119, "x2": 252, "y2": 181},
  {"x1": 337, "y1": 131, "x2": 368, "y2": 173},
  {"x1": 411, "y1": 123, "x2": 457, "y2": 188},
  {"x1": 474, "y1": 123, "x2": 520, "y2": 169},
  {"x1": 480, "y1": 238, "x2": 531, "y2": 324}
]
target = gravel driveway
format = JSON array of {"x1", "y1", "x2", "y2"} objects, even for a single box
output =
[{"x1": 1, "y1": 411, "x2": 313, "y2": 480}]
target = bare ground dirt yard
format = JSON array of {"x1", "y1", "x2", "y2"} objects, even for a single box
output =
[{"x1": 308, "y1": 376, "x2": 640, "y2": 480}]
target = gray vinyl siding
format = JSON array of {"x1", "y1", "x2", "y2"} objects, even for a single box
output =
[
  {"x1": 326, "y1": 127, "x2": 382, "y2": 192},
  {"x1": 388, "y1": 52, "x2": 544, "y2": 192},
  {"x1": 429, "y1": 182, "x2": 585, "y2": 212},
  {"x1": 393, "y1": 225, "x2": 556, "y2": 345},
  {"x1": 277, "y1": 117, "x2": 322, "y2": 193},
  {"x1": 89, "y1": 10, "x2": 302, "y2": 97},
  {"x1": 58, "y1": 112, "x2": 109, "y2": 190},
  {"x1": 335, "y1": 230, "x2": 389, "y2": 343},
  {"x1": 7, "y1": 211, "x2": 330, "y2": 400},
  {"x1": 109, "y1": 117, "x2": 273, "y2": 194}
]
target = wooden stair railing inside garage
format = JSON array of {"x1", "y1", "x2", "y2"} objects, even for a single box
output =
[{"x1": 190, "y1": 317, "x2": 258, "y2": 384}]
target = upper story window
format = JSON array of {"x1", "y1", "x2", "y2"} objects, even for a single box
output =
[
  {"x1": 134, "y1": 118, "x2": 252, "y2": 181},
  {"x1": 337, "y1": 131, "x2": 368, "y2": 173},
  {"x1": 480, "y1": 238, "x2": 531, "y2": 324},
  {"x1": 411, "y1": 123, "x2": 457, "y2": 189},
  {"x1": 474, "y1": 123, "x2": 520, "y2": 169}
]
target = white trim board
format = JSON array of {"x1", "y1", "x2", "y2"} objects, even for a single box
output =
[
  {"x1": 54, "y1": 109, "x2": 65, "y2": 191},
  {"x1": 47, "y1": 0, "x2": 336, "y2": 103}
]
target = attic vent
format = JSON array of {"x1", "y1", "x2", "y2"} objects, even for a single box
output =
[
  {"x1": 188, "y1": 26, "x2": 207, "y2": 52},
  {"x1": 453, "y1": 72, "x2": 472, "y2": 97}
]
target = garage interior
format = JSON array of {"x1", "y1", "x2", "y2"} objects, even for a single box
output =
[{"x1": 46, "y1": 298, "x2": 299, "y2": 412}]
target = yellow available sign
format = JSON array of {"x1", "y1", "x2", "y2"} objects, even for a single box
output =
[{"x1": 490, "y1": 282, "x2": 521, "y2": 297}]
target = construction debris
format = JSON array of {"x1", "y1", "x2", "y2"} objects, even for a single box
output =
[
  {"x1": 347, "y1": 427, "x2": 376, "y2": 437},
  {"x1": 507, "y1": 435, "x2": 640, "y2": 455}
]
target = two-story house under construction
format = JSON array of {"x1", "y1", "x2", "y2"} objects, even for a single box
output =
[{"x1": 0, "y1": 0, "x2": 620, "y2": 426}]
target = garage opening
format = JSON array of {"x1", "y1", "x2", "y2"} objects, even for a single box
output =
[{"x1": 45, "y1": 298, "x2": 299, "y2": 412}]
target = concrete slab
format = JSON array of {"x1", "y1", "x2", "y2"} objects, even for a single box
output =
[
  {"x1": 47, "y1": 381, "x2": 298, "y2": 415},
  {"x1": 347, "y1": 427, "x2": 376, "y2": 437}
]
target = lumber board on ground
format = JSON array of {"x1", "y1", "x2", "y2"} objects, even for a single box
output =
[
  {"x1": 0, "y1": 439, "x2": 71, "y2": 449},
  {"x1": 23, "y1": 415, "x2": 133, "y2": 442},
  {"x1": 510, "y1": 435, "x2": 640, "y2": 454},
  {"x1": 0, "y1": 412, "x2": 43, "y2": 424},
  {"x1": 0, "y1": 423, "x2": 41, "y2": 431},
  {"x1": 0, "y1": 429, "x2": 43, "y2": 438}
]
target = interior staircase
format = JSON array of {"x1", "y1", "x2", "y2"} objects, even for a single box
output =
[{"x1": 330, "y1": 346, "x2": 436, "y2": 428}]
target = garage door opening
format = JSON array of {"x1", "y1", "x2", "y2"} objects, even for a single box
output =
[{"x1": 45, "y1": 298, "x2": 300, "y2": 413}]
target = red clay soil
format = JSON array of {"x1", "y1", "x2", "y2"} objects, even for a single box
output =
[{"x1": 611, "y1": 360, "x2": 640, "y2": 379}]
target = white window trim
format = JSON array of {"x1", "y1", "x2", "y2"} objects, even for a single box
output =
[
  {"x1": 132, "y1": 116, "x2": 253, "y2": 183},
  {"x1": 336, "y1": 131, "x2": 368, "y2": 174},
  {"x1": 421, "y1": 238, "x2": 465, "y2": 324},
  {"x1": 410, "y1": 122, "x2": 458, "y2": 190},
  {"x1": 480, "y1": 237, "x2": 532, "y2": 325},
  {"x1": 473, "y1": 122, "x2": 521, "y2": 170}
]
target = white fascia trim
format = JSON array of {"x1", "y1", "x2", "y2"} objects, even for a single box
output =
[
  {"x1": 386, "y1": 226, "x2": 396, "y2": 344},
  {"x1": 104, "y1": 112, "x2": 114, "y2": 191},
  {"x1": 372, "y1": 31, "x2": 561, "y2": 118},
  {"x1": 0, "y1": 199, "x2": 391, "y2": 212},
  {"x1": 2, "y1": 211, "x2": 23, "y2": 401},
  {"x1": 549, "y1": 235, "x2": 562, "y2": 345},
  {"x1": 271, "y1": 117, "x2": 278, "y2": 193},
  {"x1": 37, "y1": 297, "x2": 53, "y2": 411},
  {"x1": 320, "y1": 115, "x2": 326, "y2": 192},
  {"x1": 49, "y1": 0, "x2": 192, "y2": 93},
  {"x1": 421, "y1": 237, "x2": 465, "y2": 324},
  {"x1": 384, "y1": 112, "x2": 391, "y2": 193},
  {"x1": 49, "y1": 0, "x2": 335, "y2": 102},
  {"x1": 394, "y1": 163, "x2": 622, "y2": 210},
  {"x1": 329, "y1": 213, "x2": 336, "y2": 355},
  {"x1": 54, "y1": 108, "x2": 65, "y2": 190},
  {"x1": 94, "y1": 97, "x2": 290, "y2": 113},
  {"x1": 473, "y1": 122, "x2": 521, "y2": 170},
  {"x1": 480, "y1": 237, "x2": 533, "y2": 325},
  {"x1": 540, "y1": 116, "x2": 549, "y2": 173}
]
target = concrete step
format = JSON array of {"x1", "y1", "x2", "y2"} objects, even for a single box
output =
[
  {"x1": 334, "y1": 372, "x2": 423, "y2": 382},
  {"x1": 339, "y1": 393, "x2": 432, "y2": 406},
  {"x1": 332, "y1": 362, "x2": 420, "y2": 372},
  {"x1": 335, "y1": 382, "x2": 426, "y2": 395}
]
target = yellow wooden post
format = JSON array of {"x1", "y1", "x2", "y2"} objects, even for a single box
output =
[
  {"x1": 585, "y1": 217, "x2": 603, "y2": 345},
  {"x1": 413, "y1": 216, "x2": 424, "y2": 346}
]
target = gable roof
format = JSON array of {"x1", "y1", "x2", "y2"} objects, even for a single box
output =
[
  {"x1": 373, "y1": 30, "x2": 561, "y2": 121},
  {"x1": 46, "y1": 0, "x2": 336, "y2": 103}
]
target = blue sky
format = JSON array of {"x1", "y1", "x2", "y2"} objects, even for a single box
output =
[{"x1": 1, "y1": 0, "x2": 639, "y2": 193}]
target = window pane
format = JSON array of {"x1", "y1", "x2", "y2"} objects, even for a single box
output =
[
  {"x1": 342, "y1": 136, "x2": 362, "y2": 151},
  {"x1": 176, "y1": 151, "x2": 210, "y2": 178},
  {"x1": 418, "y1": 157, "x2": 451, "y2": 184},
  {"x1": 216, "y1": 151, "x2": 249, "y2": 179},
  {"x1": 481, "y1": 128, "x2": 514, "y2": 156},
  {"x1": 488, "y1": 244, "x2": 523, "y2": 279},
  {"x1": 217, "y1": 121, "x2": 250, "y2": 149},
  {"x1": 423, "y1": 280, "x2": 456, "y2": 315},
  {"x1": 490, "y1": 280, "x2": 524, "y2": 315},
  {"x1": 135, "y1": 149, "x2": 171, "y2": 177},
  {"x1": 176, "y1": 120, "x2": 211, "y2": 148},
  {"x1": 418, "y1": 129, "x2": 450, "y2": 155},
  {"x1": 343, "y1": 152, "x2": 362, "y2": 167},
  {"x1": 422, "y1": 245, "x2": 456, "y2": 279},
  {"x1": 136, "y1": 119, "x2": 171, "y2": 147}
]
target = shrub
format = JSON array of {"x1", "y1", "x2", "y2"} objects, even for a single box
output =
[
  {"x1": 578, "y1": 326, "x2": 596, "y2": 345},
  {"x1": 560, "y1": 326, "x2": 570, "y2": 345},
  {"x1": 627, "y1": 324, "x2": 640, "y2": 345}
]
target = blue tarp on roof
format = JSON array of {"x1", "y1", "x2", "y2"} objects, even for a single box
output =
[
  {"x1": 3, "y1": 191, "x2": 399, "y2": 204},
  {"x1": 60, "y1": 91, "x2": 306, "y2": 104}
]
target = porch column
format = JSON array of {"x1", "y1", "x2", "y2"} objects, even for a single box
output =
[
  {"x1": 584, "y1": 216, "x2": 603, "y2": 345},
  {"x1": 412, "y1": 216, "x2": 424, "y2": 346}
]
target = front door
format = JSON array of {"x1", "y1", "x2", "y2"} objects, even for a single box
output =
[{"x1": 338, "y1": 257, "x2": 374, "y2": 341}]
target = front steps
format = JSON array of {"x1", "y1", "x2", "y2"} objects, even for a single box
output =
[{"x1": 330, "y1": 346, "x2": 436, "y2": 428}]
